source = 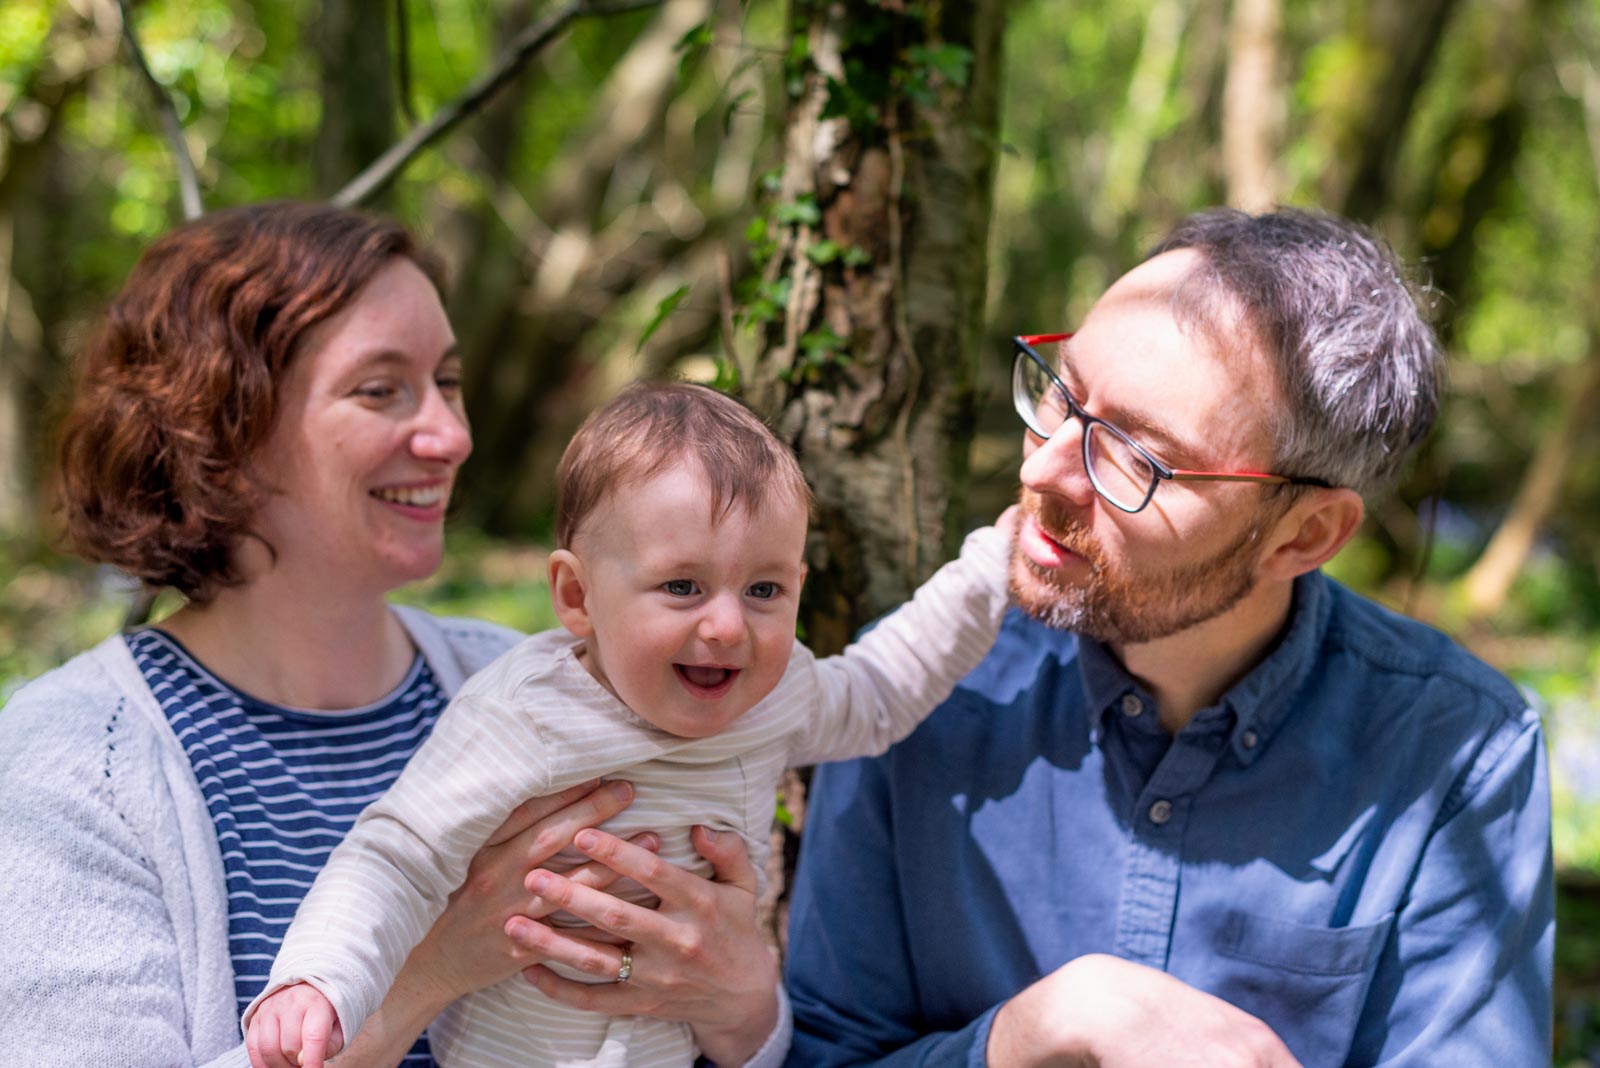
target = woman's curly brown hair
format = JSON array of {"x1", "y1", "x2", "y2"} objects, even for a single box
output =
[{"x1": 56, "y1": 201, "x2": 444, "y2": 600}]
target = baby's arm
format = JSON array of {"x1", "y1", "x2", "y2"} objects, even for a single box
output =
[
  {"x1": 246, "y1": 984, "x2": 343, "y2": 1068},
  {"x1": 791, "y1": 509, "x2": 1015, "y2": 764},
  {"x1": 243, "y1": 688, "x2": 554, "y2": 1048}
]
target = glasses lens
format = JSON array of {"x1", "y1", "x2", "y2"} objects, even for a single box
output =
[
  {"x1": 1085, "y1": 422, "x2": 1158, "y2": 512},
  {"x1": 1013, "y1": 351, "x2": 1070, "y2": 438}
]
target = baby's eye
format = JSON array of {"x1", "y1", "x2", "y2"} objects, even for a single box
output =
[
  {"x1": 747, "y1": 581, "x2": 780, "y2": 600},
  {"x1": 663, "y1": 579, "x2": 699, "y2": 597}
]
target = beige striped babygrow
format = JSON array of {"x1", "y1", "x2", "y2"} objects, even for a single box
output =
[{"x1": 253, "y1": 524, "x2": 1010, "y2": 1067}]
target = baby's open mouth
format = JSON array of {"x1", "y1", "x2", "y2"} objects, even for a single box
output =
[{"x1": 674, "y1": 664, "x2": 739, "y2": 694}]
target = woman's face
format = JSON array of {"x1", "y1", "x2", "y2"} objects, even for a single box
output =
[{"x1": 249, "y1": 257, "x2": 471, "y2": 596}]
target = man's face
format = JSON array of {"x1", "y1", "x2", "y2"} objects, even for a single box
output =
[{"x1": 1009, "y1": 250, "x2": 1289, "y2": 645}]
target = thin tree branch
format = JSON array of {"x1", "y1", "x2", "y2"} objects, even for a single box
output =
[
  {"x1": 116, "y1": 0, "x2": 202, "y2": 220},
  {"x1": 395, "y1": 0, "x2": 417, "y2": 124},
  {"x1": 333, "y1": 0, "x2": 665, "y2": 208}
]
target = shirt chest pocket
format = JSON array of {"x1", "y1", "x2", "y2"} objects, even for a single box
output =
[{"x1": 1202, "y1": 909, "x2": 1394, "y2": 1067}]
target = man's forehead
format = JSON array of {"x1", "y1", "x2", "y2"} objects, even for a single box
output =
[{"x1": 1067, "y1": 252, "x2": 1282, "y2": 465}]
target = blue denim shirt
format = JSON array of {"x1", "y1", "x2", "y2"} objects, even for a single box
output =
[{"x1": 785, "y1": 572, "x2": 1552, "y2": 1067}]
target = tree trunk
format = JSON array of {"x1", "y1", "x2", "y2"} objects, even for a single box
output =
[
  {"x1": 1458, "y1": 340, "x2": 1600, "y2": 620},
  {"x1": 0, "y1": 216, "x2": 43, "y2": 533},
  {"x1": 1454, "y1": 16, "x2": 1600, "y2": 621},
  {"x1": 1221, "y1": 0, "x2": 1283, "y2": 211},
  {"x1": 1331, "y1": 0, "x2": 1462, "y2": 222},
  {"x1": 312, "y1": 0, "x2": 396, "y2": 197},
  {"x1": 748, "y1": 0, "x2": 1008, "y2": 653}
]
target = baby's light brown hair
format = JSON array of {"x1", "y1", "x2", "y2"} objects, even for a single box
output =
[{"x1": 555, "y1": 380, "x2": 813, "y2": 549}]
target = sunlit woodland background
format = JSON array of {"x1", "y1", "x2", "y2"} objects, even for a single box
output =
[{"x1": 3, "y1": 0, "x2": 1600, "y2": 1060}]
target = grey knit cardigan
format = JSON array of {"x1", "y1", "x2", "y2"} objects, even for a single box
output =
[{"x1": 0, "y1": 607, "x2": 518, "y2": 1066}]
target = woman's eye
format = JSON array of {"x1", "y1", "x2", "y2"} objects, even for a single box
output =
[
  {"x1": 355, "y1": 382, "x2": 398, "y2": 401},
  {"x1": 663, "y1": 579, "x2": 698, "y2": 597},
  {"x1": 435, "y1": 367, "x2": 467, "y2": 399},
  {"x1": 747, "y1": 582, "x2": 779, "y2": 600}
]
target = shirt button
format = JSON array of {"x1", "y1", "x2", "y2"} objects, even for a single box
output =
[
  {"x1": 1148, "y1": 799, "x2": 1173, "y2": 825},
  {"x1": 1241, "y1": 729, "x2": 1259, "y2": 749},
  {"x1": 1120, "y1": 693, "x2": 1143, "y2": 717}
]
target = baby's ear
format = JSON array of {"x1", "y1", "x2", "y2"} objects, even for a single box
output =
[{"x1": 547, "y1": 549, "x2": 594, "y2": 637}]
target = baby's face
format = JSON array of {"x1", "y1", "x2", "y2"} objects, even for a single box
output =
[{"x1": 572, "y1": 461, "x2": 808, "y2": 738}]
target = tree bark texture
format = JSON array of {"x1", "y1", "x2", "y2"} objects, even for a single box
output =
[
  {"x1": 748, "y1": 0, "x2": 1009, "y2": 657},
  {"x1": 1458, "y1": 328, "x2": 1600, "y2": 621},
  {"x1": 1221, "y1": 0, "x2": 1283, "y2": 211},
  {"x1": 1331, "y1": 0, "x2": 1462, "y2": 222},
  {"x1": 313, "y1": 0, "x2": 397, "y2": 198}
]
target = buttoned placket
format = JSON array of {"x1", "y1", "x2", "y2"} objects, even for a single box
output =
[{"x1": 1108, "y1": 704, "x2": 1236, "y2": 970}]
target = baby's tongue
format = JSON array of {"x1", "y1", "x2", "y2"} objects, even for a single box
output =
[{"x1": 680, "y1": 665, "x2": 731, "y2": 687}]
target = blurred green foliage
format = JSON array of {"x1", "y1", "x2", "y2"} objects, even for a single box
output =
[{"x1": 3, "y1": 0, "x2": 1600, "y2": 1058}]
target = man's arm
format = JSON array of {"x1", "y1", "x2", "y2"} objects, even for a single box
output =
[
  {"x1": 785, "y1": 762, "x2": 1301, "y2": 1068},
  {"x1": 1349, "y1": 711, "x2": 1553, "y2": 1065}
]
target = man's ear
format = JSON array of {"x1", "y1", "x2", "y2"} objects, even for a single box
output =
[
  {"x1": 1257, "y1": 487, "x2": 1365, "y2": 581},
  {"x1": 548, "y1": 548, "x2": 594, "y2": 637}
]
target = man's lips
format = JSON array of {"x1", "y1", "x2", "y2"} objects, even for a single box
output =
[
  {"x1": 674, "y1": 664, "x2": 740, "y2": 698},
  {"x1": 1019, "y1": 513, "x2": 1082, "y2": 570}
]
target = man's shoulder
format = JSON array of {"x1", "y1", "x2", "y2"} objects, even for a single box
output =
[
  {"x1": 1319, "y1": 577, "x2": 1532, "y2": 727},
  {"x1": 884, "y1": 608, "x2": 1085, "y2": 761},
  {"x1": 958, "y1": 607, "x2": 1082, "y2": 695}
]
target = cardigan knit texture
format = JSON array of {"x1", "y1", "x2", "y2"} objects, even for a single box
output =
[{"x1": 0, "y1": 606, "x2": 517, "y2": 1067}]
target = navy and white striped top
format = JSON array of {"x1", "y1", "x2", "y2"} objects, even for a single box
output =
[{"x1": 127, "y1": 628, "x2": 445, "y2": 1066}]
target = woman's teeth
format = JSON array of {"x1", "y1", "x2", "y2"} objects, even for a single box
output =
[{"x1": 372, "y1": 486, "x2": 446, "y2": 507}]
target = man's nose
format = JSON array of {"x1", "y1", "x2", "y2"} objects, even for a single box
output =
[{"x1": 1019, "y1": 421, "x2": 1097, "y2": 507}]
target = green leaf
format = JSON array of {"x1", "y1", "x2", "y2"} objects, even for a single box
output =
[
  {"x1": 723, "y1": 88, "x2": 756, "y2": 136},
  {"x1": 710, "y1": 357, "x2": 741, "y2": 393},
  {"x1": 776, "y1": 197, "x2": 822, "y2": 226},
  {"x1": 674, "y1": 21, "x2": 713, "y2": 52},
  {"x1": 806, "y1": 239, "x2": 842, "y2": 265},
  {"x1": 842, "y1": 245, "x2": 873, "y2": 268},
  {"x1": 636, "y1": 285, "x2": 690, "y2": 353},
  {"x1": 907, "y1": 43, "x2": 973, "y2": 88},
  {"x1": 800, "y1": 325, "x2": 847, "y2": 357}
]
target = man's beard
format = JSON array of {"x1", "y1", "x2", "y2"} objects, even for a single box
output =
[{"x1": 1008, "y1": 490, "x2": 1271, "y2": 644}]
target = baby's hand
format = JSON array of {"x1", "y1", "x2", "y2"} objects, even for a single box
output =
[
  {"x1": 246, "y1": 982, "x2": 344, "y2": 1068},
  {"x1": 996, "y1": 504, "x2": 1021, "y2": 542}
]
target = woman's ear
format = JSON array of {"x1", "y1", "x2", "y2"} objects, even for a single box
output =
[
  {"x1": 1257, "y1": 487, "x2": 1366, "y2": 582},
  {"x1": 547, "y1": 549, "x2": 594, "y2": 637}
]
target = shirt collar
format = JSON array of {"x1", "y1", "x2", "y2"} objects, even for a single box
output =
[{"x1": 1076, "y1": 571, "x2": 1332, "y2": 763}]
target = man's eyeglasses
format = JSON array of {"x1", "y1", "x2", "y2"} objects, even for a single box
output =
[{"x1": 1011, "y1": 334, "x2": 1334, "y2": 514}]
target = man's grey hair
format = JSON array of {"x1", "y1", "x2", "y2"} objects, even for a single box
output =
[{"x1": 1151, "y1": 208, "x2": 1444, "y2": 497}]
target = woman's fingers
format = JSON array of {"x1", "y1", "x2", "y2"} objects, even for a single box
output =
[
  {"x1": 484, "y1": 779, "x2": 630, "y2": 852},
  {"x1": 502, "y1": 917, "x2": 638, "y2": 984},
  {"x1": 521, "y1": 832, "x2": 659, "y2": 920},
  {"x1": 521, "y1": 963, "x2": 656, "y2": 1016},
  {"x1": 522, "y1": 870, "x2": 656, "y2": 943},
  {"x1": 567, "y1": 828, "x2": 708, "y2": 908},
  {"x1": 689, "y1": 825, "x2": 758, "y2": 894},
  {"x1": 409, "y1": 781, "x2": 639, "y2": 1001}
]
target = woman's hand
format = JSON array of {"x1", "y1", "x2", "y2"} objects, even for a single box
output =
[
  {"x1": 508, "y1": 825, "x2": 780, "y2": 1068},
  {"x1": 412, "y1": 778, "x2": 657, "y2": 999},
  {"x1": 329, "y1": 779, "x2": 653, "y2": 1067}
]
